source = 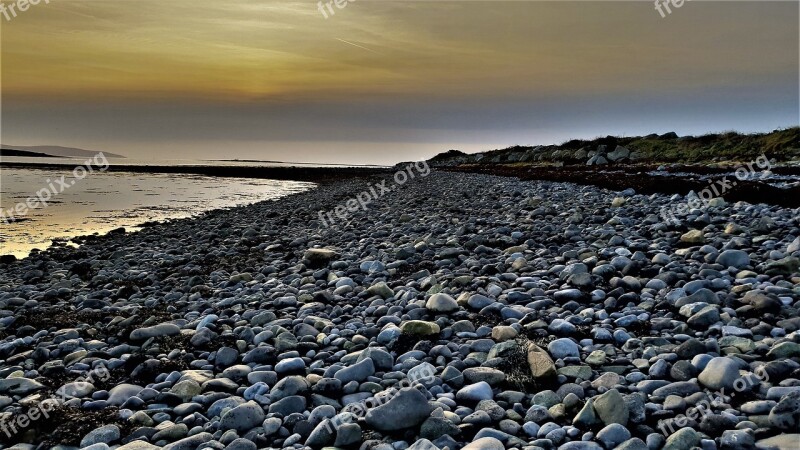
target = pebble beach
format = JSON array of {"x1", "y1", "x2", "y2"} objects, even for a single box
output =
[{"x1": 0, "y1": 171, "x2": 799, "y2": 450}]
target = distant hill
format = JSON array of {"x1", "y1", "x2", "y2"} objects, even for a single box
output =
[
  {"x1": 426, "y1": 127, "x2": 800, "y2": 167},
  {"x1": 0, "y1": 148, "x2": 62, "y2": 158},
  {"x1": 0, "y1": 145, "x2": 125, "y2": 159}
]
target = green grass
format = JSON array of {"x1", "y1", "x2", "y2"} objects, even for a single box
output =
[{"x1": 443, "y1": 127, "x2": 800, "y2": 165}]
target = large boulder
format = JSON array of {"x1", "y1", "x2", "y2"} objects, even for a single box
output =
[
  {"x1": 587, "y1": 155, "x2": 608, "y2": 166},
  {"x1": 607, "y1": 145, "x2": 631, "y2": 162}
]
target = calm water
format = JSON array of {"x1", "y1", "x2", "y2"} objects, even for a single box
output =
[
  {"x1": 2, "y1": 156, "x2": 386, "y2": 168},
  {"x1": 0, "y1": 166, "x2": 315, "y2": 258}
]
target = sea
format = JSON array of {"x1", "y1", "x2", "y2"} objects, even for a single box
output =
[{"x1": 0, "y1": 156, "x2": 318, "y2": 258}]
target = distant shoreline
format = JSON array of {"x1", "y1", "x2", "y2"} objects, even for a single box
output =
[
  {"x1": 0, "y1": 161, "x2": 392, "y2": 183},
  {"x1": 209, "y1": 159, "x2": 388, "y2": 168},
  {"x1": 0, "y1": 149, "x2": 63, "y2": 158}
]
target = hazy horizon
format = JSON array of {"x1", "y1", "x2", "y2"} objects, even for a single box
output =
[{"x1": 2, "y1": 0, "x2": 798, "y2": 165}]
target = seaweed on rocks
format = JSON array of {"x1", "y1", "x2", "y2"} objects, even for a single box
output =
[
  {"x1": 0, "y1": 307, "x2": 110, "y2": 340},
  {"x1": 626, "y1": 319, "x2": 653, "y2": 337},
  {"x1": 497, "y1": 336, "x2": 556, "y2": 393},
  {"x1": 109, "y1": 306, "x2": 176, "y2": 342},
  {"x1": 572, "y1": 324, "x2": 595, "y2": 341},
  {"x1": 123, "y1": 353, "x2": 191, "y2": 385},
  {"x1": 446, "y1": 164, "x2": 800, "y2": 208},
  {"x1": 389, "y1": 260, "x2": 437, "y2": 280},
  {"x1": 391, "y1": 335, "x2": 437, "y2": 356},
  {"x1": 468, "y1": 311, "x2": 502, "y2": 329},
  {"x1": 524, "y1": 329, "x2": 556, "y2": 348},
  {"x1": 0, "y1": 404, "x2": 131, "y2": 448}
]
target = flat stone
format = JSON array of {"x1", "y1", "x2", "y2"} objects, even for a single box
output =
[
  {"x1": 400, "y1": 320, "x2": 440, "y2": 336},
  {"x1": 558, "y1": 365, "x2": 592, "y2": 380},
  {"x1": 468, "y1": 294, "x2": 495, "y2": 309},
  {"x1": 688, "y1": 306, "x2": 720, "y2": 328},
  {"x1": 698, "y1": 357, "x2": 740, "y2": 390},
  {"x1": 367, "y1": 281, "x2": 394, "y2": 299},
  {"x1": 527, "y1": 343, "x2": 556, "y2": 379},
  {"x1": 462, "y1": 437, "x2": 505, "y2": 450},
  {"x1": 716, "y1": 250, "x2": 750, "y2": 268},
  {"x1": 491, "y1": 326, "x2": 517, "y2": 341},
  {"x1": 334, "y1": 357, "x2": 375, "y2": 384},
  {"x1": 663, "y1": 427, "x2": 700, "y2": 450},
  {"x1": 334, "y1": 422, "x2": 362, "y2": 446},
  {"x1": 767, "y1": 386, "x2": 800, "y2": 400},
  {"x1": 80, "y1": 425, "x2": 120, "y2": 447},
  {"x1": 118, "y1": 443, "x2": 160, "y2": 450},
  {"x1": 129, "y1": 323, "x2": 180, "y2": 340},
  {"x1": 558, "y1": 442, "x2": 604, "y2": 450},
  {"x1": 170, "y1": 379, "x2": 202, "y2": 402},
  {"x1": 220, "y1": 400, "x2": 266, "y2": 432},
  {"x1": 720, "y1": 430, "x2": 755, "y2": 450},
  {"x1": 652, "y1": 381, "x2": 701, "y2": 397},
  {"x1": 755, "y1": 434, "x2": 800, "y2": 450},
  {"x1": 365, "y1": 387, "x2": 434, "y2": 431},
  {"x1": 0, "y1": 378, "x2": 46, "y2": 396},
  {"x1": 596, "y1": 423, "x2": 631, "y2": 448},
  {"x1": 426, "y1": 293, "x2": 459, "y2": 313},
  {"x1": 456, "y1": 382, "x2": 494, "y2": 402},
  {"x1": 268, "y1": 395, "x2": 306, "y2": 416},
  {"x1": 107, "y1": 384, "x2": 144, "y2": 406},
  {"x1": 680, "y1": 230, "x2": 704, "y2": 244},
  {"x1": 275, "y1": 357, "x2": 306, "y2": 374},
  {"x1": 548, "y1": 338, "x2": 580, "y2": 359},
  {"x1": 463, "y1": 367, "x2": 505, "y2": 386},
  {"x1": 593, "y1": 389, "x2": 628, "y2": 425},
  {"x1": 573, "y1": 398, "x2": 599, "y2": 427},
  {"x1": 767, "y1": 342, "x2": 800, "y2": 359},
  {"x1": 162, "y1": 432, "x2": 214, "y2": 450}
]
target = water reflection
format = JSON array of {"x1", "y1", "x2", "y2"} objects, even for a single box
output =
[{"x1": 0, "y1": 168, "x2": 314, "y2": 258}]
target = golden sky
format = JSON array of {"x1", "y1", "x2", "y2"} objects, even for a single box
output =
[{"x1": 1, "y1": 0, "x2": 798, "y2": 164}]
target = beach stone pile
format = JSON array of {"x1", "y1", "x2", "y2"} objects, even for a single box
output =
[
  {"x1": 586, "y1": 145, "x2": 638, "y2": 166},
  {"x1": 0, "y1": 171, "x2": 798, "y2": 450}
]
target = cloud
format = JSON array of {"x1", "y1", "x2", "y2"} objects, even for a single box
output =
[{"x1": 1, "y1": 0, "x2": 797, "y2": 163}]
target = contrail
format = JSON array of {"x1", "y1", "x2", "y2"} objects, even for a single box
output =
[{"x1": 335, "y1": 38, "x2": 380, "y2": 54}]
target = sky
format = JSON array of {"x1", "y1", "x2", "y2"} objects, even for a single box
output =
[{"x1": 1, "y1": 0, "x2": 798, "y2": 165}]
